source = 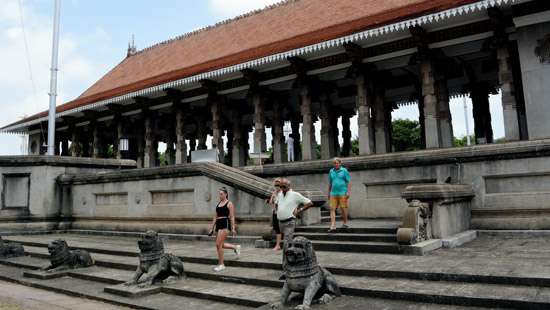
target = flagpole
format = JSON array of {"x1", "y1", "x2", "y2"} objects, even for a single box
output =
[{"x1": 47, "y1": 0, "x2": 61, "y2": 155}]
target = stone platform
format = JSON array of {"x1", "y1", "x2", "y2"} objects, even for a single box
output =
[{"x1": 0, "y1": 233, "x2": 550, "y2": 309}]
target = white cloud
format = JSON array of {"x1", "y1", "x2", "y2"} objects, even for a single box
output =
[
  {"x1": 0, "y1": 0, "x2": 112, "y2": 155},
  {"x1": 208, "y1": 0, "x2": 282, "y2": 19}
]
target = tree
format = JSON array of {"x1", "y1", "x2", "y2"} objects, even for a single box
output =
[
  {"x1": 454, "y1": 135, "x2": 475, "y2": 147},
  {"x1": 392, "y1": 119, "x2": 421, "y2": 152}
]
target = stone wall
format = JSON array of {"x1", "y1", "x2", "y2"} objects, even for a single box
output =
[
  {"x1": 244, "y1": 139, "x2": 550, "y2": 229},
  {"x1": 0, "y1": 156, "x2": 136, "y2": 232}
]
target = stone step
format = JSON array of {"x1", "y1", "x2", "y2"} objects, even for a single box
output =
[
  {"x1": 295, "y1": 232, "x2": 396, "y2": 242},
  {"x1": 8, "y1": 250, "x2": 550, "y2": 310},
  {"x1": 17, "y1": 244, "x2": 550, "y2": 288},
  {"x1": 295, "y1": 226, "x2": 397, "y2": 234},
  {"x1": 309, "y1": 240, "x2": 403, "y2": 254},
  {"x1": 0, "y1": 263, "x2": 249, "y2": 310}
]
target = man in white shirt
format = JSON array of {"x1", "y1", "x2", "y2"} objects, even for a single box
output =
[
  {"x1": 276, "y1": 178, "x2": 313, "y2": 241},
  {"x1": 286, "y1": 135, "x2": 294, "y2": 162}
]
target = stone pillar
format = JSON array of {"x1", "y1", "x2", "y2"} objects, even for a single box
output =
[
  {"x1": 165, "y1": 132, "x2": 175, "y2": 165},
  {"x1": 420, "y1": 59, "x2": 441, "y2": 149},
  {"x1": 320, "y1": 95, "x2": 336, "y2": 159},
  {"x1": 175, "y1": 108, "x2": 187, "y2": 165},
  {"x1": 61, "y1": 136, "x2": 69, "y2": 156},
  {"x1": 252, "y1": 93, "x2": 266, "y2": 154},
  {"x1": 356, "y1": 74, "x2": 374, "y2": 155},
  {"x1": 373, "y1": 85, "x2": 390, "y2": 154},
  {"x1": 226, "y1": 128, "x2": 233, "y2": 165},
  {"x1": 418, "y1": 98, "x2": 426, "y2": 149},
  {"x1": 290, "y1": 115, "x2": 301, "y2": 161},
  {"x1": 300, "y1": 87, "x2": 315, "y2": 160},
  {"x1": 143, "y1": 113, "x2": 156, "y2": 168},
  {"x1": 341, "y1": 114, "x2": 352, "y2": 157},
  {"x1": 471, "y1": 86, "x2": 494, "y2": 144},
  {"x1": 211, "y1": 99, "x2": 224, "y2": 162},
  {"x1": 331, "y1": 114, "x2": 340, "y2": 156},
  {"x1": 82, "y1": 132, "x2": 90, "y2": 157},
  {"x1": 232, "y1": 117, "x2": 245, "y2": 167},
  {"x1": 197, "y1": 116, "x2": 207, "y2": 150},
  {"x1": 70, "y1": 127, "x2": 82, "y2": 157},
  {"x1": 188, "y1": 138, "x2": 196, "y2": 162},
  {"x1": 497, "y1": 45, "x2": 520, "y2": 141},
  {"x1": 272, "y1": 101, "x2": 285, "y2": 164},
  {"x1": 91, "y1": 122, "x2": 101, "y2": 158},
  {"x1": 114, "y1": 117, "x2": 123, "y2": 159},
  {"x1": 435, "y1": 75, "x2": 454, "y2": 148}
]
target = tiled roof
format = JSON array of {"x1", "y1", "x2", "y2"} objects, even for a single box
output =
[{"x1": 4, "y1": 0, "x2": 477, "y2": 130}]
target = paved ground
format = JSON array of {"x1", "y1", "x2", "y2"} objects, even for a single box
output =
[{"x1": 0, "y1": 280, "x2": 130, "y2": 310}]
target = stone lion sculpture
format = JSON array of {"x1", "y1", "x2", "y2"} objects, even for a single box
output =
[
  {"x1": 124, "y1": 230, "x2": 185, "y2": 288},
  {"x1": 271, "y1": 236, "x2": 341, "y2": 310},
  {"x1": 42, "y1": 239, "x2": 94, "y2": 273},
  {"x1": 0, "y1": 236, "x2": 25, "y2": 259}
]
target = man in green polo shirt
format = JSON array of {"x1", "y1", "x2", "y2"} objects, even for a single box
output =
[{"x1": 328, "y1": 157, "x2": 351, "y2": 232}]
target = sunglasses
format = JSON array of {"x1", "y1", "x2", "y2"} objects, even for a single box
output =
[{"x1": 279, "y1": 185, "x2": 289, "y2": 189}]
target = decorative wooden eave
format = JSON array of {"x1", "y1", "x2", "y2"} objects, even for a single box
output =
[{"x1": 1, "y1": 0, "x2": 522, "y2": 134}]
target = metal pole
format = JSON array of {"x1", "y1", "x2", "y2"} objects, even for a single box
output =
[
  {"x1": 463, "y1": 95, "x2": 471, "y2": 146},
  {"x1": 46, "y1": 0, "x2": 61, "y2": 155}
]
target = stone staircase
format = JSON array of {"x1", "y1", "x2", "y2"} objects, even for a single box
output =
[{"x1": 3, "y1": 234, "x2": 550, "y2": 309}]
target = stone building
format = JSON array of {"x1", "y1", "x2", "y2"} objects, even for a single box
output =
[{"x1": 1, "y1": 0, "x2": 550, "y2": 230}]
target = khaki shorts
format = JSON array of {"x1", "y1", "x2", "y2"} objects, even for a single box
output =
[{"x1": 330, "y1": 195, "x2": 349, "y2": 209}]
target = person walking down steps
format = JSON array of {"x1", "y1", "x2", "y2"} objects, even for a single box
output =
[{"x1": 209, "y1": 187, "x2": 241, "y2": 272}]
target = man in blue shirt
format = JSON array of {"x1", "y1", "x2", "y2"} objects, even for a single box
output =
[{"x1": 327, "y1": 158, "x2": 351, "y2": 232}]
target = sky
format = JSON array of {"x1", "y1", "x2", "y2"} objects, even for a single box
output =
[{"x1": 0, "y1": 0, "x2": 504, "y2": 155}]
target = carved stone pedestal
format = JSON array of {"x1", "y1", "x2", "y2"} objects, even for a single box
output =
[{"x1": 398, "y1": 184, "x2": 475, "y2": 245}]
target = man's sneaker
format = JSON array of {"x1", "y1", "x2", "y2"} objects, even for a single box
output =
[
  {"x1": 213, "y1": 264, "x2": 226, "y2": 272},
  {"x1": 234, "y1": 245, "x2": 241, "y2": 257},
  {"x1": 341, "y1": 224, "x2": 349, "y2": 229}
]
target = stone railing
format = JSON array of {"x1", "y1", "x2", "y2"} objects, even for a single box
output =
[{"x1": 397, "y1": 184, "x2": 475, "y2": 245}]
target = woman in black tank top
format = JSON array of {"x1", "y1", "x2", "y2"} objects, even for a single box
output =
[{"x1": 209, "y1": 187, "x2": 241, "y2": 272}]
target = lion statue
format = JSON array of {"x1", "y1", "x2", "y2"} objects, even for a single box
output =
[
  {"x1": 42, "y1": 239, "x2": 94, "y2": 273},
  {"x1": 271, "y1": 236, "x2": 341, "y2": 310},
  {"x1": 0, "y1": 236, "x2": 25, "y2": 259},
  {"x1": 124, "y1": 230, "x2": 185, "y2": 288}
]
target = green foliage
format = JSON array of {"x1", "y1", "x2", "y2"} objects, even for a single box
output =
[
  {"x1": 351, "y1": 138, "x2": 359, "y2": 156},
  {"x1": 454, "y1": 135, "x2": 475, "y2": 147},
  {"x1": 158, "y1": 152, "x2": 168, "y2": 166},
  {"x1": 391, "y1": 119, "x2": 421, "y2": 152}
]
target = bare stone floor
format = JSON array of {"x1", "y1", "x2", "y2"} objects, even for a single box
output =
[{"x1": 1, "y1": 232, "x2": 550, "y2": 309}]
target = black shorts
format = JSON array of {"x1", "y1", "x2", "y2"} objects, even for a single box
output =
[
  {"x1": 272, "y1": 212, "x2": 281, "y2": 234},
  {"x1": 215, "y1": 218, "x2": 231, "y2": 232}
]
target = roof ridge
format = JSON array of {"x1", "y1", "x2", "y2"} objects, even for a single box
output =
[{"x1": 129, "y1": 0, "x2": 297, "y2": 57}]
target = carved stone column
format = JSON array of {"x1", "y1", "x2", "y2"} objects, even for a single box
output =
[
  {"x1": 165, "y1": 128, "x2": 175, "y2": 165},
  {"x1": 91, "y1": 122, "x2": 101, "y2": 158},
  {"x1": 272, "y1": 101, "x2": 285, "y2": 164},
  {"x1": 435, "y1": 74, "x2": 454, "y2": 148},
  {"x1": 211, "y1": 99, "x2": 224, "y2": 162},
  {"x1": 300, "y1": 86, "x2": 315, "y2": 160},
  {"x1": 114, "y1": 116, "x2": 123, "y2": 159},
  {"x1": 356, "y1": 74, "x2": 374, "y2": 155},
  {"x1": 143, "y1": 112, "x2": 156, "y2": 168},
  {"x1": 497, "y1": 45, "x2": 520, "y2": 141},
  {"x1": 232, "y1": 116, "x2": 245, "y2": 167},
  {"x1": 188, "y1": 137, "x2": 196, "y2": 161},
  {"x1": 341, "y1": 114, "x2": 352, "y2": 157},
  {"x1": 290, "y1": 115, "x2": 301, "y2": 161},
  {"x1": 197, "y1": 115, "x2": 207, "y2": 150},
  {"x1": 420, "y1": 59, "x2": 441, "y2": 149},
  {"x1": 70, "y1": 127, "x2": 82, "y2": 157},
  {"x1": 61, "y1": 136, "x2": 69, "y2": 156},
  {"x1": 373, "y1": 84, "x2": 390, "y2": 154},
  {"x1": 331, "y1": 113, "x2": 340, "y2": 156},
  {"x1": 252, "y1": 92, "x2": 266, "y2": 154},
  {"x1": 320, "y1": 94, "x2": 335, "y2": 159},
  {"x1": 175, "y1": 108, "x2": 187, "y2": 165},
  {"x1": 471, "y1": 85, "x2": 494, "y2": 144}
]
